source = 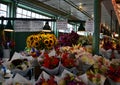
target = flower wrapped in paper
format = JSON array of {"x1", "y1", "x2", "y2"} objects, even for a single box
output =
[
  {"x1": 105, "y1": 59, "x2": 120, "y2": 83},
  {"x1": 36, "y1": 71, "x2": 57, "y2": 85},
  {"x1": 40, "y1": 52, "x2": 60, "y2": 75},
  {"x1": 76, "y1": 52, "x2": 95, "y2": 72},
  {"x1": 8, "y1": 52, "x2": 33, "y2": 78},
  {"x1": 93, "y1": 55, "x2": 110, "y2": 75},
  {"x1": 58, "y1": 69, "x2": 86, "y2": 85},
  {"x1": 86, "y1": 69, "x2": 106, "y2": 85},
  {"x1": 60, "y1": 52, "x2": 79, "y2": 74}
]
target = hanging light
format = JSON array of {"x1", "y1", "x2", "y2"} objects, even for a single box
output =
[
  {"x1": 78, "y1": 22, "x2": 85, "y2": 31},
  {"x1": 42, "y1": 21, "x2": 51, "y2": 32},
  {"x1": 4, "y1": 20, "x2": 14, "y2": 32}
]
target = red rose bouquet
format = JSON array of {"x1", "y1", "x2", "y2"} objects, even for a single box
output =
[
  {"x1": 40, "y1": 53, "x2": 60, "y2": 75},
  {"x1": 42, "y1": 53, "x2": 59, "y2": 69},
  {"x1": 61, "y1": 53, "x2": 76, "y2": 69}
]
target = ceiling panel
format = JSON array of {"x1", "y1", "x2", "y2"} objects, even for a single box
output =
[
  {"x1": 38, "y1": 0, "x2": 93, "y2": 20},
  {"x1": 37, "y1": 0, "x2": 117, "y2": 27}
]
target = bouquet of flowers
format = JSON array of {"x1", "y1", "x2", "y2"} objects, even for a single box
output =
[
  {"x1": 58, "y1": 73, "x2": 86, "y2": 85},
  {"x1": 10, "y1": 58, "x2": 31, "y2": 71},
  {"x1": 105, "y1": 59, "x2": 120, "y2": 82},
  {"x1": 41, "y1": 53, "x2": 60, "y2": 69},
  {"x1": 9, "y1": 58, "x2": 32, "y2": 78},
  {"x1": 1, "y1": 39, "x2": 15, "y2": 49},
  {"x1": 77, "y1": 35, "x2": 92, "y2": 46},
  {"x1": 101, "y1": 36, "x2": 116, "y2": 50},
  {"x1": 58, "y1": 31, "x2": 79, "y2": 46},
  {"x1": 78, "y1": 52, "x2": 95, "y2": 65},
  {"x1": 40, "y1": 52, "x2": 60, "y2": 75},
  {"x1": 61, "y1": 53, "x2": 76, "y2": 69},
  {"x1": 93, "y1": 55, "x2": 110, "y2": 75},
  {"x1": 26, "y1": 32, "x2": 57, "y2": 50},
  {"x1": 36, "y1": 75, "x2": 57, "y2": 85},
  {"x1": 86, "y1": 69, "x2": 102, "y2": 85},
  {"x1": 25, "y1": 33, "x2": 57, "y2": 58}
]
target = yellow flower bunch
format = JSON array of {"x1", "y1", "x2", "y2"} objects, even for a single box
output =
[{"x1": 26, "y1": 33, "x2": 57, "y2": 50}]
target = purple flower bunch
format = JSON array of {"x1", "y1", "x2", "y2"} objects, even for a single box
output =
[{"x1": 58, "y1": 31, "x2": 79, "y2": 46}]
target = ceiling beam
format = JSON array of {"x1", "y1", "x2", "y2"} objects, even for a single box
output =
[
  {"x1": 63, "y1": 0, "x2": 93, "y2": 20},
  {"x1": 25, "y1": 0, "x2": 79, "y2": 20}
]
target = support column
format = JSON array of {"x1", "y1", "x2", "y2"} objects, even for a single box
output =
[
  {"x1": 9, "y1": 0, "x2": 17, "y2": 59},
  {"x1": 92, "y1": 0, "x2": 101, "y2": 55},
  {"x1": 110, "y1": 10, "x2": 113, "y2": 32}
]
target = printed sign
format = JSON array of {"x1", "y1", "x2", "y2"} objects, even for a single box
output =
[
  {"x1": 14, "y1": 20, "x2": 43, "y2": 32},
  {"x1": 56, "y1": 20, "x2": 67, "y2": 30}
]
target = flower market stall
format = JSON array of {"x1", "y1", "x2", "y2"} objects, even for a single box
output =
[{"x1": 0, "y1": 31, "x2": 120, "y2": 85}]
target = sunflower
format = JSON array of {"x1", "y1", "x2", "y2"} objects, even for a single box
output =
[
  {"x1": 26, "y1": 35, "x2": 34, "y2": 48},
  {"x1": 44, "y1": 39, "x2": 49, "y2": 45},
  {"x1": 41, "y1": 33, "x2": 47, "y2": 39},
  {"x1": 34, "y1": 35, "x2": 40, "y2": 41},
  {"x1": 48, "y1": 38, "x2": 54, "y2": 45},
  {"x1": 33, "y1": 41, "x2": 40, "y2": 48},
  {"x1": 29, "y1": 35, "x2": 34, "y2": 41},
  {"x1": 26, "y1": 32, "x2": 57, "y2": 50},
  {"x1": 46, "y1": 43, "x2": 53, "y2": 49},
  {"x1": 37, "y1": 34, "x2": 42, "y2": 40},
  {"x1": 49, "y1": 34, "x2": 54, "y2": 38}
]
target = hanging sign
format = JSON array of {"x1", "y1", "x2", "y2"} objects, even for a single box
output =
[
  {"x1": 56, "y1": 20, "x2": 67, "y2": 30},
  {"x1": 30, "y1": 21, "x2": 43, "y2": 31},
  {"x1": 14, "y1": 20, "x2": 43, "y2": 32},
  {"x1": 85, "y1": 19, "x2": 94, "y2": 33},
  {"x1": 14, "y1": 20, "x2": 30, "y2": 32}
]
